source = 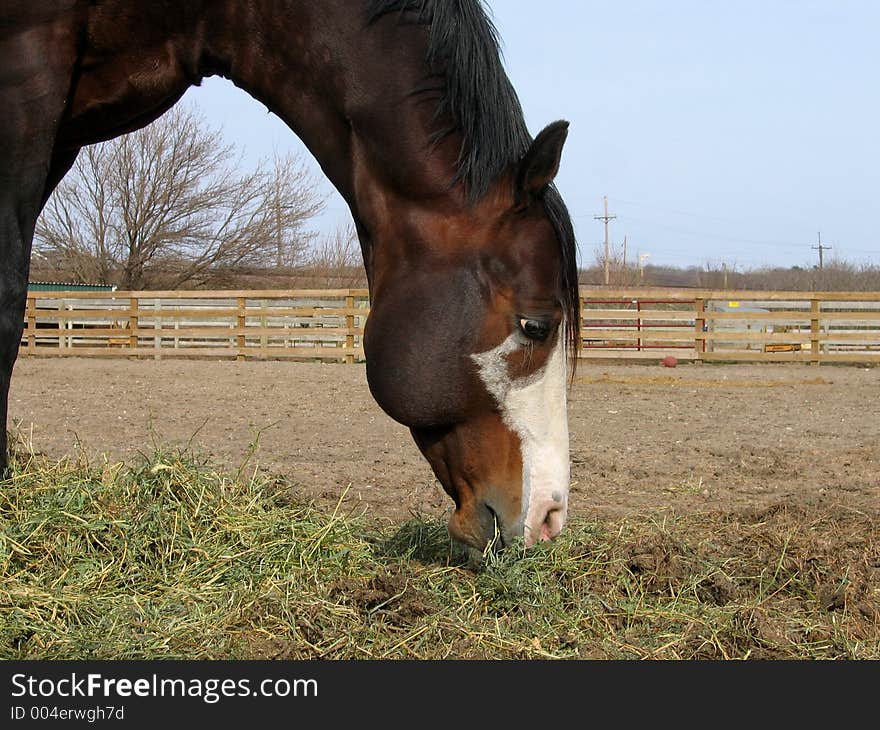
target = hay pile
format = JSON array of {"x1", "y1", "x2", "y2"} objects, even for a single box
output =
[{"x1": 1, "y1": 436, "x2": 877, "y2": 659}]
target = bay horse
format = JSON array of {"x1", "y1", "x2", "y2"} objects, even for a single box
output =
[{"x1": 0, "y1": 0, "x2": 580, "y2": 553}]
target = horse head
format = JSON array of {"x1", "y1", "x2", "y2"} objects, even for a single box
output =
[{"x1": 363, "y1": 121, "x2": 578, "y2": 552}]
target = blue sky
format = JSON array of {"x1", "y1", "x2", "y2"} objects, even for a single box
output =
[{"x1": 184, "y1": 1, "x2": 879, "y2": 271}]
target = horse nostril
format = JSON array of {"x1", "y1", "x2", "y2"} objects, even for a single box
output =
[
  {"x1": 527, "y1": 504, "x2": 565, "y2": 546},
  {"x1": 543, "y1": 506, "x2": 565, "y2": 541}
]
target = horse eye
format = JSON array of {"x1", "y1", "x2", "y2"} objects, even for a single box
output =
[{"x1": 518, "y1": 318, "x2": 551, "y2": 341}]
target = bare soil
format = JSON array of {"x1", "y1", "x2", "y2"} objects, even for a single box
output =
[{"x1": 8, "y1": 357, "x2": 879, "y2": 528}]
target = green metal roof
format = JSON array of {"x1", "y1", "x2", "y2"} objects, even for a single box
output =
[{"x1": 28, "y1": 281, "x2": 117, "y2": 292}]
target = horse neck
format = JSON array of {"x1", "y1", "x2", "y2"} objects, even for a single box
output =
[{"x1": 202, "y1": 1, "x2": 471, "y2": 273}]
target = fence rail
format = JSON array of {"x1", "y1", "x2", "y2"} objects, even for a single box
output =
[
  {"x1": 580, "y1": 287, "x2": 880, "y2": 364},
  {"x1": 19, "y1": 287, "x2": 880, "y2": 364},
  {"x1": 21, "y1": 289, "x2": 370, "y2": 363}
]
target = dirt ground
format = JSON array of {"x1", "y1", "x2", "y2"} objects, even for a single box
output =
[{"x1": 7, "y1": 357, "x2": 880, "y2": 527}]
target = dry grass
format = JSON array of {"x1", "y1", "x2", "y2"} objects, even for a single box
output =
[{"x1": 1, "y1": 434, "x2": 877, "y2": 660}]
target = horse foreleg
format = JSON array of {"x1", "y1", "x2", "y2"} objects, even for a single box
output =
[
  {"x1": 0, "y1": 143, "x2": 75, "y2": 479},
  {"x1": 0, "y1": 12, "x2": 79, "y2": 476},
  {"x1": 0, "y1": 145, "x2": 75, "y2": 475},
  {"x1": 0, "y1": 203, "x2": 37, "y2": 477},
  {"x1": 0, "y1": 144, "x2": 79, "y2": 478}
]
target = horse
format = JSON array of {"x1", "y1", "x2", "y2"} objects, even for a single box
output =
[{"x1": 0, "y1": 0, "x2": 580, "y2": 553}]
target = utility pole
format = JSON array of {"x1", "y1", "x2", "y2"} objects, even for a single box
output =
[
  {"x1": 275, "y1": 177, "x2": 283, "y2": 268},
  {"x1": 594, "y1": 196, "x2": 616, "y2": 285},
  {"x1": 812, "y1": 232, "x2": 831, "y2": 269}
]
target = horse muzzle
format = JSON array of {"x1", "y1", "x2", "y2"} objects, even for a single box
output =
[{"x1": 447, "y1": 489, "x2": 567, "y2": 554}]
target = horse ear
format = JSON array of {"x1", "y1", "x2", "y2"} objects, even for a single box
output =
[{"x1": 514, "y1": 120, "x2": 569, "y2": 208}]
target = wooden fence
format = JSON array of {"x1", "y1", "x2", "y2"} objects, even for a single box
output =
[
  {"x1": 20, "y1": 289, "x2": 369, "y2": 363},
  {"x1": 580, "y1": 287, "x2": 880, "y2": 364},
  {"x1": 18, "y1": 287, "x2": 880, "y2": 364}
]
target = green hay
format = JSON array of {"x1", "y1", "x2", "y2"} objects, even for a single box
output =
[{"x1": 1, "y1": 435, "x2": 877, "y2": 660}]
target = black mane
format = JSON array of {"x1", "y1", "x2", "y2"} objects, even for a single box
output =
[{"x1": 367, "y1": 0, "x2": 581, "y2": 358}]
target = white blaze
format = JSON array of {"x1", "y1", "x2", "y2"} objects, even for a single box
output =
[{"x1": 470, "y1": 325, "x2": 570, "y2": 545}]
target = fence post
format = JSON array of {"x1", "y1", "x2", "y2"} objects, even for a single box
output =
[
  {"x1": 578, "y1": 293, "x2": 585, "y2": 359},
  {"x1": 26, "y1": 294, "x2": 35, "y2": 354},
  {"x1": 56, "y1": 301, "x2": 63, "y2": 350},
  {"x1": 154, "y1": 299, "x2": 162, "y2": 360},
  {"x1": 694, "y1": 298, "x2": 705, "y2": 363},
  {"x1": 636, "y1": 299, "x2": 642, "y2": 352},
  {"x1": 237, "y1": 296, "x2": 246, "y2": 361},
  {"x1": 810, "y1": 298, "x2": 820, "y2": 366},
  {"x1": 67, "y1": 303, "x2": 74, "y2": 349},
  {"x1": 260, "y1": 298, "x2": 268, "y2": 358},
  {"x1": 345, "y1": 294, "x2": 355, "y2": 364},
  {"x1": 128, "y1": 296, "x2": 139, "y2": 354}
]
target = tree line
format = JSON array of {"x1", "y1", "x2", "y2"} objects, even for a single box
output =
[{"x1": 581, "y1": 259, "x2": 880, "y2": 292}]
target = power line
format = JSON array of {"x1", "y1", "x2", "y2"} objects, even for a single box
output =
[
  {"x1": 573, "y1": 199, "x2": 878, "y2": 266},
  {"x1": 611, "y1": 213, "x2": 812, "y2": 250},
  {"x1": 598, "y1": 197, "x2": 879, "y2": 253},
  {"x1": 606, "y1": 196, "x2": 748, "y2": 226}
]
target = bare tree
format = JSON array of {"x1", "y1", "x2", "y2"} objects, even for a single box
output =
[
  {"x1": 265, "y1": 149, "x2": 326, "y2": 269},
  {"x1": 307, "y1": 223, "x2": 359, "y2": 268},
  {"x1": 590, "y1": 239, "x2": 644, "y2": 286},
  {"x1": 301, "y1": 223, "x2": 365, "y2": 287},
  {"x1": 35, "y1": 105, "x2": 325, "y2": 289}
]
